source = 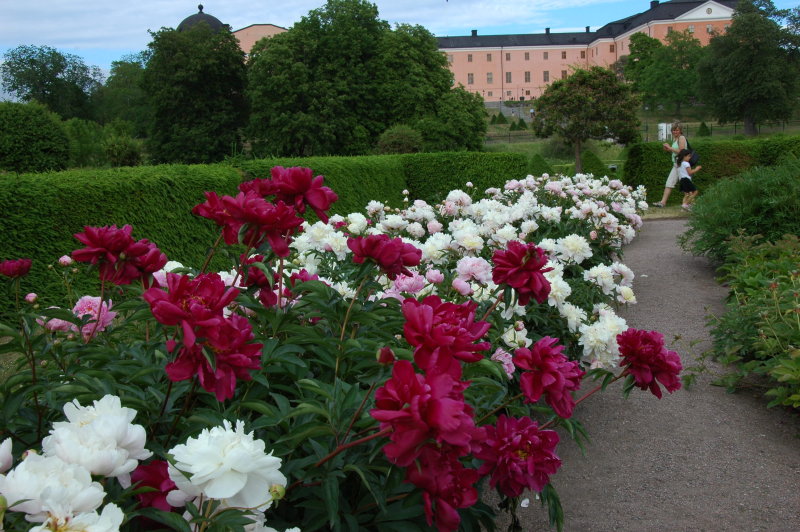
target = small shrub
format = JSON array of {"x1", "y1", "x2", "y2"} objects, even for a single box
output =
[
  {"x1": 376, "y1": 124, "x2": 423, "y2": 154},
  {"x1": 697, "y1": 121, "x2": 711, "y2": 137},
  {"x1": 579, "y1": 150, "x2": 608, "y2": 177},
  {"x1": 529, "y1": 153, "x2": 554, "y2": 176},
  {"x1": 495, "y1": 112, "x2": 508, "y2": 125},
  {"x1": 517, "y1": 118, "x2": 527, "y2": 130},
  {"x1": 489, "y1": 114, "x2": 498, "y2": 125},
  {"x1": 0, "y1": 101, "x2": 69, "y2": 173},
  {"x1": 103, "y1": 135, "x2": 144, "y2": 167},
  {"x1": 64, "y1": 118, "x2": 106, "y2": 168},
  {"x1": 509, "y1": 121, "x2": 518, "y2": 131}
]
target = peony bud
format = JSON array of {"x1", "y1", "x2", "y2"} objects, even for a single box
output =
[
  {"x1": 269, "y1": 484, "x2": 286, "y2": 502},
  {"x1": 452, "y1": 278, "x2": 473, "y2": 296},
  {"x1": 58, "y1": 255, "x2": 74, "y2": 266},
  {"x1": 376, "y1": 347, "x2": 396, "y2": 365},
  {"x1": 25, "y1": 293, "x2": 37, "y2": 303}
]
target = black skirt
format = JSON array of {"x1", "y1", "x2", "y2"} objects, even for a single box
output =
[{"x1": 679, "y1": 177, "x2": 697, "y2": 192}]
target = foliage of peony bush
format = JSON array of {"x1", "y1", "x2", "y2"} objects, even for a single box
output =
[{"x1": 0, "y1": 167, "x2": 682, "y2": 532}]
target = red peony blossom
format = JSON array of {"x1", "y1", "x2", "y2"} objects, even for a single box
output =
[
  {"x1": 143, "y1": 272, "x2": 238, "y2": 346},
  {"x1": 617, "y1": 328, "x2": 682, "y2": 398},
  {"x1": 72, "y1": 225, "x2": 167, "y2": 285},
  {"x1": 241, "y1": 254, "x2": 274, "y2": 289},
  {"x1": 192, "y1": 191, "x2": 239, "y2": 243},
  {"x1": 370, "y1": 360, "x2": 479, "y2": 466},
  {"x1": 347, "y1": 234, "x2": 421, "y2": 280},
  {"x1": 165, "y1": 314, "x2": 262, "y2": 401},
  {"x1": 131, "y1": 460, "x2": 177, "y2": 512},
  {"x1": 475, "y1": 415, "x2": 562, "y2": 497},
  {"x1": 269, "y1": 166, "x2": 339, "y2": 223},
  {"x1": 0, "y1": 258, "x2": 32, "y2": 278},
  {"x1": 402, "y1": 296, "x2": 490, "y2": 377},
  {"x1": 514, "y1": 336, "x2": 585, "y2": 418},
  {"x1": 405, "y1": 445, "x2": 479, "y2": 532},
  {"x1": 491, "y1": 240, "x2": 553, "y2": 305}
]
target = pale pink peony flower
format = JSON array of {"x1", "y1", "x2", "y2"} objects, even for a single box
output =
[
  {"x1": 394, "y1": 272, "x2": 426, "y2": 294},
  {"x1": 452, "y1": 277, "x2": 473, "y2": 296},
  {"x1": 25, "y1": 292, "x2": 38, "y2": 303},
  {"x1": 426, "y1": 220, "x2": 443, "y2": 234},
  {"x1": 58, "y1": 255, "x2": 74, "y2": 266},
  {"x1": 425, "y1": 269, "x2": 444, "y2": 284},
  {"x1": 491, "y1": 348, "x2": 515, "y2": 379},
  {"x1": 456, "y1": 257, "x2": 492, "y2": 284},
  {"x1": 72, "y1": 296, "x2": 116, "y2": 341}
]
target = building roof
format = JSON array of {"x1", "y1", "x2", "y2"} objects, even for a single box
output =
[
  {"x1": 178, "y1": 4, "x2": 226, "y2": 32},
  {"x1": 437, "y1": 0, "x2": 738, "y2": 48}
]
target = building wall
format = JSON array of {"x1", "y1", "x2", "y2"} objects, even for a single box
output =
[{"x1": 233, "y1": 24, "x2": 287, "y2": 55}]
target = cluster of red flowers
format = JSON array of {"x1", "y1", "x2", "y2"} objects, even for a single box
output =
[
  {"x1": 241, "y1": 253, "x2": 319, "y2": 308},
  {"x1": 72, "y1": 225, "x2": 167, "y2": 286},
  {"x1": 143, "y1": 272, "x2": 262, "y2": 401},
  {"x1": 492, "y1": 240, "x2": 553, "y2": 305},
  {"x1": 617, "y1": 328, "x2": 683, "y2": 398},
  {"x1": 347, "y1": 234, "x2": 422, "y2": 280},
  {"x1": 514, "y1": 336, "x2": 585, "y2": 418},
  {"x1": 193, "y1": 166, "x2": 337, "y2": 257},
  {"x1": 0, "y1": 258, "x2": 32, "y2": 279}
]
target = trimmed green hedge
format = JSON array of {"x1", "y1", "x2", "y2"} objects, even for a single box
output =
[
  {"x1": 400, "y1": 152, "x2": 529, "y2": 201},
  {"x1": 0, "y1": 165, "x2": 242, "y2": 310},
  {"x1": 0, "y1": 102, "x2": 69, "y2": 174},
  {"x1": 529, "y1": 153, "x2": 554, "y2": 176},
  {"x1": 623, "y1": 136, "x2": 800, "y2": 202}
]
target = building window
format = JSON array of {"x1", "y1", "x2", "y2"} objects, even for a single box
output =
[
  {"x1": 467, "y1": 73, "x2": 474, "y2": 85},
  {"x1": 706, "y1": 24, "x2": 713, "y2": 33},
  {"x1": 525, "y1": 90, "x2": 530, "y2": 95},
  {"x1": 561, "y1": 70, "x2": 567, "y2": 79},
  {"x1": 667, "y1": 26, "x2": 673, "y2": 33},
  {"x1": 506, "y1": 90, "x2": 512, "y2": 97},
  {"x1": 543, "y1": 51, "x2": 549, "y2": 60},
  {"x1": 506, "y1": 72, "x2": 512, "y2": 83},
  {"x1": 488, "y1": 91, "x2": 493, "y2": 97},
  {"x1": 524, "y1": 52, "x2": 530, "y2": 60},
  {"x1": 505, "y1": 52, "x2": 511, "y2": 61},
  {"x1": 543, "y1": 71, "x2": 549, "y2": 82},
  {"x1": 487, "y1": 72, "x2": 493, "y2": 84},
  {"x1": 524, "y1": 71, "x2": 531, "y2": 82},
  {"x1": 580, "y1": 50, "x2": 586, "y2": 59},
  {"x1": 688, "y1": 25, "x2": 695, "y2": 33},
  {"x1": 610, "y1": 44, "x2": 615, "y2": 53},
  {"x1": 487, "y1": 53, "x2": 492, "y2": 62},
  {"x1": 467, "y1": 53, "x2": 473, "y2": 62},
  {"x1": 561, "y1": 51, "x2": 567, "y2": 59}
]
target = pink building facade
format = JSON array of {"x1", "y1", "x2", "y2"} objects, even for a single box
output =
[{"x1": 439, "y1": 0, "x2": 736, "y2": 102}]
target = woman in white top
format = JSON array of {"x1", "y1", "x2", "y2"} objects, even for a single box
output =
[{"x1": 652, "y1": 122, "x2": 688, "y2": 207}]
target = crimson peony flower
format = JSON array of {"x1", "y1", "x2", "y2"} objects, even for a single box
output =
[
  {"x1": 268, "y1": 166, "x2": 339, "y2": 223},
  {"x1": 492, "y1": 240, "x2": 553, "y2": 305},
  {"x1": 72, "y1": 225, "x2": 167, "y2": 285},
  {"x1": 402, "y1": 296, "x2": 490, "y2": 377},
  {"x1": 405, "y1": 445, "x2": 479, "y2": 532},
  {"x1": 617, "y1": 328, "x2": 682, "y2": 398},
  {"x1": 347, "y1": 234, "x2": 421, "y2": 280},
  {"x1": 514, "y1": 336, "x2": 585, "y2": 418},
  {"x1": 165, "y1": 314, "x2": 262, "y2": 401},
  {"x1": 370, "y1": 360, "x2": 479, "y2": 466},
  {"x1": 0, "y1": 258, "x2": 32, "y2": 278},
  {"x1": 131, "y1": 460, "x2": 177, "y2": 512},
  {"x1": 475, "y1": 415, "x2": 562, "y2": 497}
]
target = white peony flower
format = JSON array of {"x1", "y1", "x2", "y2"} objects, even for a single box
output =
[
  {"x1": 0, "y1": 437, "x2": 12, "y2": 474},
  {"x1": 616, "y1": 285, "x2": 637, "y2": 304},
  {"x1": 346, "y1": 212, "x2": 368, "y2": 234},
  {"x1": 168, "y1": 420, "x2": 287, "y2": 512},
  {"x1": 42, "y1": 395, "x2": 151, "y2": 483},
  {"x1": 29, "y1": 503, "x2": 124, "y2": 532},
  {"x1": 0, "y1": 453, "x2": 105, "y2": 523},
  {"x1": 501, "y1": 326, "x2": 532, "y2": 349},
  {"x1": 559, "y1": 302, "x2": 587, "y2": 333},
  {"x1": 556, "y1": 234, "x2": 593, "y2": 264}
]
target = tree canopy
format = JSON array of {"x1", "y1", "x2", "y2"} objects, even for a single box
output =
[
  {"x1": 142, "y1": 23, "x2": 248, "y2": 163},
  {"x1": 697, "y1": 0, "x2": 800, "y2": 135},
  {"x1": 93, "y1": 53, "x2": 152, "y2": 137},
  {"x1": 246, "y1": 0, "x2": 484, "y2": 157},
  {"x1": 0, "y1": 45, "x2": 103, "y2": 120},
  {"x1": 532, "y1": 67, "x2": 640, "y2": 173}
]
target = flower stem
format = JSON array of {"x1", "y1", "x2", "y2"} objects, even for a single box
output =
[
  {"x1": 339, "y1": 381, "x2": 377, "y2": 445},
  {"x1": 481, "y1": 291, "x2": 505, "y2": 322},
  {"x1": 336, "y1": 277, "x2": 367, "y2": 376},
  {"x1": 539, "y1": 372, "x2": 627, "y2": 430},
  {"x1": 200, "y1": 233, "x2": 225, "y2": 274},
  {"x1": 477, "y1": 392, "x2": 523, "y2": 424}
]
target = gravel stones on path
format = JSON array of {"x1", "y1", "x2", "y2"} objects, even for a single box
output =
[{"x1": 499, "y1": 218, "x2": 800, "y2": 532}]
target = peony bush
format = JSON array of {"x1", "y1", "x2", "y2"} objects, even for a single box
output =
[{"x1": 0, "y1": 166, "x2": 682, "y2": 532}]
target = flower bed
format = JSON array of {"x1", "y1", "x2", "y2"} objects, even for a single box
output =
[{"x1": 0, "y1": 168, "x2": 682, "y2": 532}]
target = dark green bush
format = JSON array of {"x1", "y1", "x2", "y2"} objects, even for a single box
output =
[
  {"x1": 0, "y1": 102, "x2": 69, "y2": 173},
  {"x1": 509, "y1": 121, "x2": 518, "y2": 131},
  {"x1": 401, "y1": 152, "x2": 528, "y2": 202},
  {"x1": 489, "y1": 114, "x2": 498, "y2": 125},
  {"x1": 529, "y1": 153, "x2": 554, "y2": 176},
  {"x1": 376, "y1": 125, "x2": 423, "y2": 154},
  {"x1": 517, "y1": 118, "x2": 527, "y2": 130},
  {"x1": 103, "y1": 135, "x2": 144, "y2": 167},
  {"x1": 697, "y1": 121, "x2": 711, "y2": 137},
  {"x1": 579, "y1": 150, "x2": 609, "y2": 177},
  {"x1": 64, "y1": 118, "x2": 106, "y2": 168},
  {"x1": 494, "y1": 112, "x2": 508, "y2": 125},
  {"x1": 678, "y1": 159, "x2": 800, "y2": 262},
  {"x1": 540, "y1": 137, "x2": 573, "y2": 160}
]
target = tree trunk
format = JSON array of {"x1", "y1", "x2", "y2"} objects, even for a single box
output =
[
  {"x1": 744, "y1": 115, "x2": 758, "y2": 136},
  {"x1": 574, "y1": 140, "x2": 583, "y2": 174},
  {"x1": 674, "y1": 100, "x2": 682, "y2": 116}
]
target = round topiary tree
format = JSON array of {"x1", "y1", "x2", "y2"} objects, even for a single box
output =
[
  {"x1": 697, "y1": 121, "x2": 711, "y2": 137},
  {"x1": 376, "y1": 124, "x2": 423, "y2": 154},
  {"x1": 0, "y1": 101, "x2": 69, "y2": 173}
]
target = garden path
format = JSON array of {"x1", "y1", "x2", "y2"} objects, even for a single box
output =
[{"x1": 505, "y1": 218, "x2": 800, "y2": 532}]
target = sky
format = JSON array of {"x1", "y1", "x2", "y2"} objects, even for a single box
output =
[{"x1": 0, "y1": 0, "x2": 796, "y2": 74}]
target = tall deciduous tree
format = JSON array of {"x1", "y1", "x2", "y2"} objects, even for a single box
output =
[
  {"x1": 0, "y1": 45, "x2": 103, "y2": 120},
  {"x1": 624, "y1": 32, "x2": 663, "y2": 100},
  {"x1": 93, "y1": 53, "x2": 152, "y2": 137},
  {"x1": 697, "y1": 0, "x2": 800, "y2": 135},
  {"x1": 246, "y1": 0, "x2": 485, "y2": 156},
  {"x1": 142, "y1": 23, "x2": 247, "y2": 163},
  {"x1": 532, "y1": 67, "x2": 640, "y2": 173}
]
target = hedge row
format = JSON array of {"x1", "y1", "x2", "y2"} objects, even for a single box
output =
[
  {"x1": 0, "y1": 152, "x2": 532, "y2": 313},
  {"x1": 622, "y1": 135, "x2": 800, "y2": 201}
]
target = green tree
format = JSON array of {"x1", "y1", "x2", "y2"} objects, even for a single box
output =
[
  {"x1": 0, "y1": 101, "x2": 69, "y2": 173},
  {"x1": 624, "y1": 32, "x2": 663, "y2": 101},
  {"x1": 93, "y1": 53, "x2": 152, "y2": 137},
  {"x1": 246, "y1": 0, "x2": 484, "y2": 156},
  {"x1": 532, "y1": 67, "x2": 640, "y2": 172},
  {"x1": 641, "y1": 31, "x2": 703, "y2": 115},
  {"x1": 697, "y1": 0, "x2": 800, "y2": 135},
  {"x1": 142, "y1": 23, "x2": 248, "y2": 163},
  {"x1": 0, "y1": 45, "x2": 103, "y2": 119},
  {"x1": 414, "y1": 86, "x2": 486, "y2": 152}
]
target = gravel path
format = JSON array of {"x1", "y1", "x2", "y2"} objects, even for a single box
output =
[{"x1": 502, "y1": 218, "x2": 800, "y2": 531}]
